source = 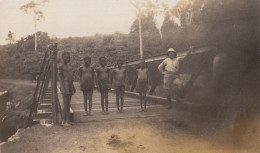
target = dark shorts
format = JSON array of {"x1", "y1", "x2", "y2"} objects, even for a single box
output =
[
  {"x1": 60, "y1": 80, "x2": 75, "y2": 95},
  {"x1": 98, "y1": 79, "x2": 110, "y2": 90},
  {"x1": 82, "y1": 89, "x2": 93, "y2": 94},
  {"x1": 80, "y1": 81, "x2": 94, "y2": 91},
  {"x1": 136, "y1": 80, "x2": 148, "y2": 93},
  {"x1": 114, "y1": 85, "x2": 125, "y2": 93}
]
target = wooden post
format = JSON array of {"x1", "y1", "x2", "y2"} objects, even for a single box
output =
[{"x1": 50, "y1": 43, "x2": 58, "y2": 124}]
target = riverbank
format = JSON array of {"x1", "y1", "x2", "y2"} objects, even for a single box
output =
[{"x1": 0, "y1": 79, "x2": 35, "y2": 142}]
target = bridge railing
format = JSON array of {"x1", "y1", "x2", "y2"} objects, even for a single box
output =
[
  {"x1": 109, "y1": 46, "x2": 217, "y2": 98},
  {"x1": 28, "y1": 43, "x2": 59, "y2": 124},
  {"x1": 29, "y1": 44, "x2": 216, "y2": 124},
  {"x1": 29, "y1": 50, "x2": 49, "y2": 121}
]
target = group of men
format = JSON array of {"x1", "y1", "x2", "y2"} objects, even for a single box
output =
[{"x1": 58, "y1": 48, "x2": 191, "y2": 127}]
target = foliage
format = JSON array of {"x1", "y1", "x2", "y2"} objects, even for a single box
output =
[
  {"x1": 20, "y1": 0, "x2": 49, "y2": 51},
  {"x1": 1, "y1": 0, "x2": 259, "y2": 80},
  {"x1": 5, "y1": 31, "x2": 16, "y2": 44},
  {"x1": 19, "y1": 0, "x2": 47, "y2": 22}
]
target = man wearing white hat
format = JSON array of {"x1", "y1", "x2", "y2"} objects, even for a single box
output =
[{"x1": 158, "y1": 48, "x2": 192, "y2": 108}]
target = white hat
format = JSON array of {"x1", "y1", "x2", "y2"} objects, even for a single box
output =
[{"x1": 168, "y1": 48, "x2": 175, "y2": 52}]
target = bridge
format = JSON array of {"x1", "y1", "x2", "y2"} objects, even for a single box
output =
[
  {"x1": 28, "y1": 43, "x2": 216, "y2": 125},
  {"x1": 14, "y1": 42, "x2": 260, "y2": 152}
]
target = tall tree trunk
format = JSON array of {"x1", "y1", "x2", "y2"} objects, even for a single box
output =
[
  {"x1": 138, "y1": 10, "x2": 143, "y2": 59},
  {"x1": 34, "y1": 22, "x2": 37, "y2": 52}
]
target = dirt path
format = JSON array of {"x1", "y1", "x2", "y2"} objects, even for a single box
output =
[
  {"x1": 2, "y1": 112, "x2": 260, "y2": 153},
  {"x1": 1, "y1": 79, "x2": 260, "y2": 153}
]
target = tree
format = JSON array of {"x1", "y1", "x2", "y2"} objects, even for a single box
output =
[
  {"x1": 20, "y1": 0, "x2": 48, "y2": 52},
  {"x1": 129, "y1": 0, "x2": 144, "y2": 59},
  {"x1": 5, "y1": 31, "x2": 16, "y2": 44}
]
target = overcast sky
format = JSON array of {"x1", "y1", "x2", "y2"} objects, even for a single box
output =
[{"x1": 0, "y1": 0, "x2": 178, "y2": 45}]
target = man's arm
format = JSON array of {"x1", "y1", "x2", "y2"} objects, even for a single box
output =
[
  {"x1": 95, "y1": 68, "x2": 100, "y2": 91},
  {"x1": 91, "y1": 67, "x2": 96, "y2": 88},
  {"x1": 57, "y1": 66, "x2": 65, "y2": 91},
  {"x1": 110, "y1": 69, "x2": 114, "y2": 86},
  {"x1": 79, "y1": 67, "x2": 82, "y2": 83},
  {"x1": 180, "y1": 47, "x2": 193, "y2": 61},
  {"x1": 124, "y1": 69, "x2": 127, "y2": 83},
  {"x1": 107, "y1": 68, "x2": 111, "y2": 89},
  {"x1": 147, "y1": 69, "x2": 152, "y2": 85},
  {"x1": 107, "y1": 68, "x2": 110, "y2": 79},
  {"x1": 158, "y1": 59, "x2": 167, "y2": 74}
]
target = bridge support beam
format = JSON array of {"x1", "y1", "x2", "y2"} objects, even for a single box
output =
[{"x1": 50, "y1": 43, "x2": 58, "y2": 124}]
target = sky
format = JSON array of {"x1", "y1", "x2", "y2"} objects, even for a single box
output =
[{"x1": 0, "y1": 0, "x2": 179, "y2": 45}]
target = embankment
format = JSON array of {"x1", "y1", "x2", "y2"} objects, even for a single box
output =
[{"x1": 0, "y1": 80, "x2": 35, "y2": 142}]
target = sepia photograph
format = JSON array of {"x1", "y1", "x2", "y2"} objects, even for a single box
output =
[{"x1": 0, "y1": 0, "x2": 260, "y2": 152}]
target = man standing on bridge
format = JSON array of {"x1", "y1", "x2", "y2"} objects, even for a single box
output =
[
  {"x1": 96, "y1": 57, "x2": 110, "y2": 114},
  {"x1": 158, "y1": 48, "x2": 192, "y2": 109},
  {"x1": 111, "y1": 59, "x2": 127, "y2": 113},
  {"x1": 58, "y1": 52, "x2": 76, "y2": 126},
  {"x1": 79, "y1": 56, "x2": 95, "y2": 116}
]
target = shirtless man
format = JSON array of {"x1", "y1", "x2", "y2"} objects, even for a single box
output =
[
  {"x1": 58, "y1": 52, "x2": 75, "y2": 126},
  {"x1": 136, "y1": 60, "x2": 150, "y2": 112},
  {"x1": 96, "y1": 57, "x2": 110, "y2": 114},
  {"x1": 111, "y1": 59, "x2": 127, "y2": 113},
  {"x1": 79, "y1": 56, "x2": 95, "y2": 116}
]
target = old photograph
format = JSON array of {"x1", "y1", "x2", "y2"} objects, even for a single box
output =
[{"x1": 0, "y1": 0, "x2": 260, "y2": 152}]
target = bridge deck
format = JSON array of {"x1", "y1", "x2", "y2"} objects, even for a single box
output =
[{"x1": 70, "y1": 84, "x2": 167, "y2": 123}]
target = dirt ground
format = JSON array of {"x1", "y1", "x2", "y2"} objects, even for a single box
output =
[
  {"x1": 1, "y1": 112, "x2": 260, "y2": 153},
  {"x1": 1, "y1": 79, "x2": 260, "y2": 153}
]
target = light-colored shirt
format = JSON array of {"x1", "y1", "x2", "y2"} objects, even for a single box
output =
[{"x1": 158, "y1": 57, "x2": 184, "y2": 74}]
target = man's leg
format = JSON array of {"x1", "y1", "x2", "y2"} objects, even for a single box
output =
[
  {"x1": 83, "y1": 91, "x2": 88, "y2": 115},
  {"x1": 105, "y1": 90, "x2": 109, "y2": 113},
  {"x1": 120, "y1": 86, "x2": 125, "y2": 112},
  {"x1": 167, "y1": 89, "x2": 172, "y2": 109},
  {"x1": 61, "y1": 94, "x2": 67, "y2": 124},
  {"x1": 116, "y1": 90, "x2": 120, "y2": 112},
  {"x1": 66, "y1": 94, "x2": 72, "y2": 123},
  {"x1": 89, "y1": 90, "x2": 93, "y2": 114},
  {"x1": 139, "y1": 92, "x2": 143, "y2": 111},
  {"x1": 164, "y1": 75, "x2": 173, "y2": 109},
  {"x1": 61, "y1": 94, "x2": 72, "y2": 126},
  {"x1": 101, "y1": 91, "x2": 105, "y2": 113},
  {"x1": 143, "y1": 92, "x2": 147, "y2": 111}
]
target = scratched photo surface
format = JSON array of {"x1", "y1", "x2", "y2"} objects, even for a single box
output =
[{"x1": 0, "y1": 0, "x2": 260, "y2": 153}]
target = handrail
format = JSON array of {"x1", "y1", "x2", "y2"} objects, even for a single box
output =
[
  {"x1": 108, "y1": 45, "x2": 217, "y2": 96},
  {"x1": 28, "y1": 51, "x2": 49, "y2": 121},
  {"x1": 28, "y1": 43, "x2": 59, "y2": 124},
  {"x1": 107, "y1": 45, "x2": 216, "y2": 68}
]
